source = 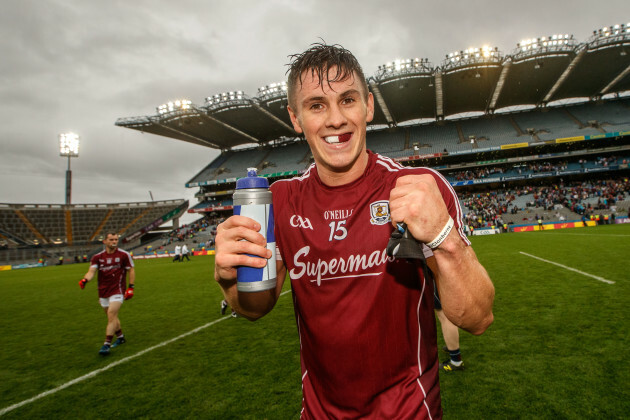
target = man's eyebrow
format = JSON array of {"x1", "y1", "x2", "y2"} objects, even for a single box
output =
[
  {"x1": 301, "y1": 89, "x2": 361, "y2": 106},
  {"x1": 339, "y1": 89, "x2": 362, "y2": 98},
  {"x1": 302, "y1": 95, "x2": 326, "y2": 105}
]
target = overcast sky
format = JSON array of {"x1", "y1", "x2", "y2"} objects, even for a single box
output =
[{"x1": 0, "y1": 0, "x2": 626, "y2": 224}]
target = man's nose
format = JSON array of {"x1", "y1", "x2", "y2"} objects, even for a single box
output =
[{"x1": 325, "y1": 103, "x2": 348, "y2": 128}]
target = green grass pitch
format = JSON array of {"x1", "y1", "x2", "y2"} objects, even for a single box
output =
[{"x1": 1, "y1": 224, "x2": 628, "y2": 419}]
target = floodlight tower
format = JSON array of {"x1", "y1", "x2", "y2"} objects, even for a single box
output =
[{"x1": 59, "y1": 132, "x2": 80, "y2": 205}]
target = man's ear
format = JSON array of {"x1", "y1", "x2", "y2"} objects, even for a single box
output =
[
  {"x1": 366, "y1": 92, "x2": 375, "y2": 123},
  {"x1": 287, "y1": 106, "x2": 303, "y2": 134}
]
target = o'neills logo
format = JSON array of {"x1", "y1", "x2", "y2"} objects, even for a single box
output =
[{"x1": 290, "y1": 245, "x2": 395, "y2": 286}]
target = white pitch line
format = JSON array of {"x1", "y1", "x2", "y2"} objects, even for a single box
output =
[
  {"x1": 0, "y1": 289, "x2": 292, "y2": 417},
  {"x1": 519, "y1": 251, "x2": 615, "y2": 284}
]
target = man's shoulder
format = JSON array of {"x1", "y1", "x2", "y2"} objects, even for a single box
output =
[
  {"x1": 114, "y1": 248, "x2": 132, "y2": 260},
  {"x1": 92, "y1": 250, "x2": 106, "y2": 260},
  {"x1": 271, "y1": 164, "x2": 316, "y2": 194},
  {"x1": 371, "y1": 152, "x2": 436, "y2": 178}
]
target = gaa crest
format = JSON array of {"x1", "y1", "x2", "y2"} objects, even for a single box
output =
[{"x1": 369, "y1": 200, "x2": 391, "y2": 225}]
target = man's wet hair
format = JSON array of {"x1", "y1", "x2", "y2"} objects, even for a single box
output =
[{"x1": 286, "y1": 41, "x2": 369, "y2": 110}]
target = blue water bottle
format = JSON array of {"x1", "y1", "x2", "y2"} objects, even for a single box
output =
[{"x1": 233, "y1": 168, "x2": 276, "y2": 292}]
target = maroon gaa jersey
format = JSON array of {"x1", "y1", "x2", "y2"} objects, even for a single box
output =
[
  {"x1": 270, "y1": 150, "x2": 468, "y2": 419},
  {"x1": 90, "y1": 248, "x2": 134, "y2": 298}
]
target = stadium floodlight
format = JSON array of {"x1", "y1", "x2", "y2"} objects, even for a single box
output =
[
  {"x1": 157, "y1": 99, "x2": 192, "y2": 115},
  {"x1": 256, "y1": 81, "x2": 288, "y2": 101},
  {"x1": 590, "y1": 23, "x2": 630, "y2": 49},
  {"x1": 375, "y1": 58, "x2": 432, "y2": 80},
  {"x1": 59, "y1": 132, "x2": 80, "y2": 205},
  {"x1": 512, "y1": 34, "x2": 576, "y2": 60},
  {"x1": 204, "y1": 90, "x2": 249, "y2": 111},
  {"x1": 59, "y1": 132, "x2": 80, "y2": 157},
  {"x1": 441, "y1": 46, "x2": 501, "y2": 70}
]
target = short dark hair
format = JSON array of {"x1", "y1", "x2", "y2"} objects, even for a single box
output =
[
  {"x1": 104, "y1": 232, "x2": 118, "y2": 239},
  {"x1": 286, "y1": 42, "x2": 368, "y2": 111}
]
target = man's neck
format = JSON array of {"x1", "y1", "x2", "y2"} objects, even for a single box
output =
[{"x1": 317, "y1": 151, "x2": 369, "y2": 187}]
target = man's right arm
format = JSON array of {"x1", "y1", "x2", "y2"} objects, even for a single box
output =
[
  {"x1": 79, "y1": 266, "x2": 97, "y2": 288},
  {"x1": 214, "y1": 215, "x2": 285, "y2": 320}
]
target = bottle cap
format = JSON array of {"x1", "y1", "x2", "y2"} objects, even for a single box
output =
[{"x1": 236, "y1": 168, "x2": 269, "y2": 189}]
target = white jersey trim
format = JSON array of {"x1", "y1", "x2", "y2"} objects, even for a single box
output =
[
  {"x1": 415, "y1": 269, "x2": 433, "y2": 420},
  {"x1": 272, "y1": 163, "x2": 315, "y2": 185}
]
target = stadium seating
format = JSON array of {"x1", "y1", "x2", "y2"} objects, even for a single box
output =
[
  {"x1": 0, "y1": 200, "x2": 188, "y2": 264},
  {"x1": 568, "y1": 100, "x2": 630, "y2": 129},
  {"x1": 257, "y1": 141, "x2": 311, "y2": 175},
  {"x1": 367, "y1": 128, "x2": 407, "y2": 154},
  {"x1": 458, "y1": 115, "x2": 521, "y2": 148}
]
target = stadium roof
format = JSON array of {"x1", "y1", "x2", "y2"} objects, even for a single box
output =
[{"x1": 116, "y1": 24, "x2": 630, "y2": 150}]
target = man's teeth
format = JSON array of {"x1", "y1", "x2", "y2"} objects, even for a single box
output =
[{"x1": 324, "y1": 134, "x2": 350, "y2": 144}]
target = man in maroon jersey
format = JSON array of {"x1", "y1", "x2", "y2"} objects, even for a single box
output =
[
  {"x1": 214, "y1": 42, "x2": 494, "y2": 418},
  {"x1": 79, "y1": 232, "x2": 135, "y2": 356}
]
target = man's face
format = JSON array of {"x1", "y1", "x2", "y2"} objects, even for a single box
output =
[
  {"x1": 287, "y1": 68, "x2": 374, "y2": 182},
  {"x1": 103, "y1": 234, "x2": 119, "y2": 251}
]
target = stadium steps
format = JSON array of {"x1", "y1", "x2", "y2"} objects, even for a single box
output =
[
  {"x1": 563, "y1": 109, "x2": 585, "y2": 129},
  {"x1": 509, "y1": 116, "x2": 525, "y2": 136},
  {"x1": 90, "y1": 209, "x2": 113, "y2": 241},
  {"x1": 119, "y1": 207, "x2": 151, "y2": 236},
  {"x1": 14, "y1": 210, "x2": 48, "y2": 244},
  {"x1": 65, "y1": 210, "x2": 73, "y2": 245},
  {"x1": 0, "y1": 228, "x2": 27, "y2": 246},
  {"x1": 456, "y1": 123, "x2": 466, "y2": 144}
]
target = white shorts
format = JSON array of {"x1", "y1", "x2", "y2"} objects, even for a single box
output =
[{"x1": 99, "y1": 294, "x2": 124, "y2": 308}]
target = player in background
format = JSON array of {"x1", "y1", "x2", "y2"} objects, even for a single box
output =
[
  {"x1": 220, "y1": 299, "x2": 238, "y2": 318},
  {"x1": 79, "y1": 232, "x2": 135, "y2": 356},
  {"x1": 214, "y1": 42, "x2": 494, "y2": 418},
  {"x1": 426, "y1": 258, "x2": 465, "y2": 372},
  {"x1": 434, "y1": 288, "x2": 465, "y2": 372}
]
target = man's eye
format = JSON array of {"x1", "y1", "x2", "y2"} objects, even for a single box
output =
[
  {"x1": 342, "y1": 97, "x2": 355, "y2": 105},
  {"x1": 310, "y1": 103, "x2": 323, "y2": 110}
]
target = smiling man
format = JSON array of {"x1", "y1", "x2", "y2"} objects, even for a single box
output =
[{"x1": 213, "y1": 42, "x2": 494, "y2": 419}]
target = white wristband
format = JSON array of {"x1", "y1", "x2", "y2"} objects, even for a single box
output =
[{"x1": 426, "y1": 217, "x2": 454, "y2": 249}]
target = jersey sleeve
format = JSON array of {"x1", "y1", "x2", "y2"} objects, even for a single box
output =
[
  {"x1": 124, "y1": 252, "x2": 134, "y2": 269},
  {"x1": 270, "y1": 180, "x2": 288, "y2": 265},
  {"x1": 89, "y1": 254, "x2": 99, "y2": 269}
]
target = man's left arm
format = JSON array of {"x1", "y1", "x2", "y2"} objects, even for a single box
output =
[
  {"x1": 429, "y1": 233, "x2": 494, "y2": 335},
  {"x1": 124, "y1": 267, "x2": 135, "y2": 300},
  {"x1": 127, "y1": 267, "x2": 135, "y2": 287},
  {"x1": 389, "y1": 173, "x2": 494, "y2": 334}
]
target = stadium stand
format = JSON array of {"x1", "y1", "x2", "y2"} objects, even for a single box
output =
[
  {"x1": 257, "y1": 140, "x2": 311, "y2": 176},
  {"x1": 367, "y1": 128, "x2": 408, "y2": 155},
  {"x1": 110, "y1": 23, "x2": 630, "y2": 237},
  {"x1": 0, "y1": 200, "x2": 188, "y2": 265}
]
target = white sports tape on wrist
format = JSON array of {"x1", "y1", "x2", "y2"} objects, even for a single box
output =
[{"x1": 426, "y1": 216, "x2": 454, "y2": 249}]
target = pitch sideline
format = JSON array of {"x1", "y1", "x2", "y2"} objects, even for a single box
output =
[
  {"x1": 0, "y1": 290, "x2": 292, "y2": 417},
  {"x1": 519, "y1": 251, "x2": 615, "y2": 284}
]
